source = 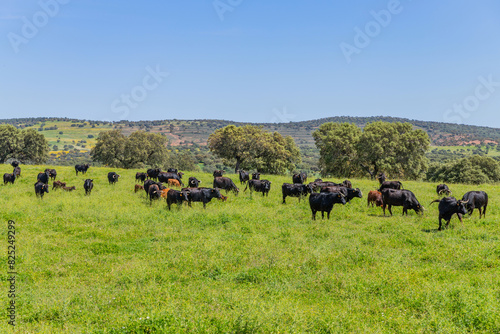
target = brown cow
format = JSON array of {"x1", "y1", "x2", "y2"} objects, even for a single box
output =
[
  {"x1": 367, "y1": 190, "x2": 383, "y2": 207},
  {"x1": 135, "y1": 184, "x2": 144, "y2": 193},
  {"x1": 52, "y1": 180, "x2": 66, "y2": 190},
  {"x1": 62, "y1": 186, "x2": 76, "y2": 192},
  {"x1": 168, "y1": 179, "x2": 181, "y2": 187}
]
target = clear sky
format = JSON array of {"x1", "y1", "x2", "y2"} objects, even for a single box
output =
[{"x1": 1, "y1": 1, "x2": 499, "y2": 127}]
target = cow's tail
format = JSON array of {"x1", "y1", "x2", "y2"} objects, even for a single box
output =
[{"x1": 429, "y1": 199, "x2": 441, "y2": 206}]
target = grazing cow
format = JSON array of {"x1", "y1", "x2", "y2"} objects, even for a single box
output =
[
  {"x1": 436, "y1": 184, "x2": 452, "y2": 196},
  {"x1": 168, "y1": 179, "x2": 181, "y2": 187},
  {"x1": 75, "y1": 164, "x2": 90, "y2": 176},
  {"x1": 44, "y1": 169, "x2": 57, "y2": 180},
  {"x1": 164, "y1": 189, "x2": 189, "y2": 210},
  {"x1": 146, "y1": 168, "x2": 162, "y2": 181},
  {"x1": 377, "y1": 172, "x2": 386, "y2": 184},
  {"x1": 52, "y1": 181, "x2": 66, "y2": 190},
  {"x1": 461, "y1": 191, "x2": 488, "y2": 218},
  {"x1": 309, "y1": 192, "x2": 346, "y2": 220},
  {"x1": 167, "y1": 168, "x2": 178, "y2": 173},
  {"x1": 379, "y1": 181, "x2": 403, "y2": 192},
  {"x1": 381, "y1": 189, "x2": 423, "y2": 216},
  {"x1": 11, "y1": 161, "x2": 19, "y2": 168},
  {"x1": 108, "y1": 172, "x2": 120, "y2": 185},
  {"x1": 282, "y1": 183, "x2": 314, "y2": 204},
  {"x1": 135, "y1": 172, "x2": 147, "y2": 182},
  {"x1": 144, "y1": 180, "x2": 166, "y2": 196},
  {"x1": 188, "y1": 177, "x2": 201, "y2": 188},
  {"x1": 34, "y1": 182, "x2": 49, "y2": 198},
  {"x1": 148, "y1": 184, "x2": 161, "y2": 204},
  {"x1": 213, "y1": 177, "x2": 239, "y2": 195},
  {"x1": 62, "y1": 186, "x2": 76, "y2": 192},
  {"x1": 182, "y1": 187, "x2": 222, "y2": 208},
  {"x1": 134, "y1": 184, "x2": 144, "y2": 193},
  {"x1": 244, "y1": 179, "x2": 271, "y2": 196},
  {"x1": 251, "y1": 172, "x2": 260, "y2": 180},
  {"x1": 37, "y1": 171, "x2": 50, "y2": 185},
  {"x1": 292, "y1": 172, "x2": 307, "y2": 184},
  {"x1": 430, "y1": 197, "x2": 468, "y2": 230},
  {"x1": 309, "y1": 181, "x2": 342, "y2": 192},
  {"x1": 3, "y1": 173, "x2": 16, "y2": 185},
  {"x1": 238, "y1": 170, "x2": 250, "y2": 184},
  {"x1": 84, "y1": 179, "x2": 94, "y2": 195},
  {"x1": 342, "y1": 180, "x2": 352, "y2": 188},
  {"x1": 13, "y1": 166, "x2": 21, "y2": 178},
  {"x1": 213, "y1": 170, "x2": 225, "y2": 177},
  {"x1": 320, "y1": 186, "x2": 362, "y2": 203},
  {"x1": 158, "y1": 172, "x2": 184, "y2": 186},
  {"x1": 367, "y1": 190, "x2": 383, "y2": 207}
]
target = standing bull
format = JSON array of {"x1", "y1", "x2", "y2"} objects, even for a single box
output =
[
  {"x1": 461, "y1": 191, "x2": 488, "y2": 218},
  {"x1": 430, "y1": 197, "x2": 468, "y2": 230}
]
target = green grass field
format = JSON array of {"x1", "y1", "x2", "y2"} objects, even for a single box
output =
[{"x1": 1, "y1": 165, "x2": 499, "y2": 333}]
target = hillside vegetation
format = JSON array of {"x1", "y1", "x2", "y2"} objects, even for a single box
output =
[{"x1": 0, "y1": 165, "x2": 499, "y2": 333}]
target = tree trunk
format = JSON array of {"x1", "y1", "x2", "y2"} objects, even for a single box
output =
[{"x1": 234, "y1": 158, "x2": 241, "y2": 174}]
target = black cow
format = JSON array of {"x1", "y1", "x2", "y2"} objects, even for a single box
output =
[
  {"x1": 147, "y1": 168, "x2": 162, "y2": 181},
  {"x1": 381, "y1": 189, "x2": 423, "y2": 216},
  {"x1": 182, "y1": 187, "x2": 222, "y2": 208},
  {"x1": 213, "y1": 177, "x2": 239, "y2": 195},
  {"x1": 11, "y1": 161, "x2": 19, "y2": 168},
  {"x1": 44, "y1": 169, "x2": 57, "y2": 180},
  {"x1": 292, "y1": 172, "x2": 307, "y2": 184},
  {"x1": 34, "y1": 182, "x2": 49, "y2": 198},
  {"x1": 377, "y1": 172, "x2": 386, "y2": 184},
  {"x1": 158, "y1": 172, "x2": 184, "y2": 186},
  {"x1": 436, "y1": 184, "x2": 452, "y2": 196},
  {"x1": 282, "y1": 183, "x2": 313, "y2": 204},
  {"x1": 167, "y1": 168, "x2": 178, "y2": 173},
  {"x1": 238, "y1": 170, "x2": 250, "y2": 184},
  {"x1": 213, "y1": 170, "x2": 225, "y2": 177},
  {"x1": 148, "y1": 184, "x2": 161, "y2": 204},
  {"x1": 342, "y1": 180, "x2": 352, "y2": 188},
  {"x1": 37, "y1": 171, "x2": 50, "y2": 185},
  {"x1": 84, "y1": 179, "x2": 94, "y2": 195},
  {"x1": 3, "y1": 173, "x2": 16, "y2": 185},
  {"x1": 430, "y1": 197, "x2": 468, "y2": 230},
  {"x1": 309, "y1": 181, "x2": 340, "y2": 192},
  {"x1": 309, "y1": 192, "x2": 346, "y2": 220},
  {"x1": 251, "y1": 172, "x2": 260, "y2": 180},
  {"x1": 245, "y1": 179, "x2": 271, "y2": 196},
  {"x1": 188, "y1": 177, "x2": 201, "y2": 188},
  {"x1": 320, "y1": 186, "x2": 362, "y2": 203},
  {"x1": 379, "y1": 181, "x2": 403, "y2": 191},
  {"x1": 461, "y1": 191, "x2": 488, "y2": 218},
  {"x1": 165, "y1": 189, "x2": 188, "y2": 210},
  {"x1": 75, "y1": 164, "x2": 90, "y2": 176},
  {"x1": 108, "y1": 172, "x2": 120, "y2": 185},
  {"x1": 13, "y1": 166, "x2": 21, "y2": 178},
  {"x1": 144, "y1": 180, "x2": 167, "y2": 196},
  {"x1": 135, "y1": 172, "x2": 147, "y2": 182}
]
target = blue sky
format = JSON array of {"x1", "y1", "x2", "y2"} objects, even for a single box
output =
[{"x1": 1, "y1": 0, "x2": 499, "y2": 127}]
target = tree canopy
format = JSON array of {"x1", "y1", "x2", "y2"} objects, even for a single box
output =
[
  {"x1": 313, "y1": 121, "x2": 430, "y2": 179},
  {"x1": 0, "y1": 125, "x2": 49, "y2": 164},
  {"x1": 90, "y1": 130, "x2": 168, "y2": 168},
  {"x1": 207, "y1": 125, "x2": 301, "y2": 174},
  {"x1": 426, "y1": 156, "x2": 500, "y2": 185}
]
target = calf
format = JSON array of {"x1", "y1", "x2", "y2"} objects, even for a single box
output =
[
  {"x1": 84, "y1": 179, "x2": 94, "y2": 195},
  {"x1": 244, "y1": 179, "x2": 271, "y2": 196},
  {"x1": 367, "y1": 190, "x2": 383, "y2": 207},
  {"x1": 379, "y1": 180, "x2": 403, "y2": 191},
  {"x1": 381, "y1": 188, "x2": 423, "y2": 216},
  {"x1": 461, "y1": 191, "x2": 488, "y2": 218},
  {"x1": 35, "y1": 182, "x2": 49, "y2": 198},
  {"x1": 75, "y1": 164, "x2": 90, "y2": 176},
  {"x1": 45, "y1": 169, "x2": 57, "y2": 180},
  {"x1": 238, "y1": 170, "x2": 250, "y2": 184},
  {"x1": 282, "y1": 183, "x2": 313, "y2": 204},
  {"x1": 13, "y1": 166, "x2": 21, "y2": 178},
  {"x1": 134, "y1": 184, "x2": 144, "y2": 193},
  {"x1": 168, "y1": 179, "x2": 181, "y2": 187},
  {"x1": 188, "y1": 177, "x2": 201, "y2": 188},
  {"x1": 62, "y1": 186, "x2": 76, "y2": 192},
  {"x1": 108, "y1": 172, "x2": 120, "y2": 185},
  {"x1": 213, "y1": 177, "x2": 239, "y2": 195},
  {"x1": 3, "y1": 173, "x2": 16, "y2": 185},
  {"x1": 52, "y1": 180, "x2": 66, "y2": 190},
  {"x1": 430, "y1": 197, "x2": 468, "y2": 230},
  {"x1": 309, "y1": 192, "x2": 346, "y2": 220},
  {"x1": 37, "y1": 171, "x2": 50, "y2": 184},
  {"x1": 182, "y1": 187, "x2": 222, "y2": 208},
  {"x1": 436, "y1": 184, "x2": 452, "y2": 196},
  {"x1": 135, "y1": 172, "x2": 147, "y2": 182}
]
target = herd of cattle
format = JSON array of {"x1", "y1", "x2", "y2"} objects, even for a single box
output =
[{"x1": 2, "y1": 162, "x2": 489, "y2": 231}]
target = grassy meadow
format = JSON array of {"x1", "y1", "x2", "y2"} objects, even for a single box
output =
[{"x1": 0, "y1": 165, "x2": 499, "y2": 333}]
